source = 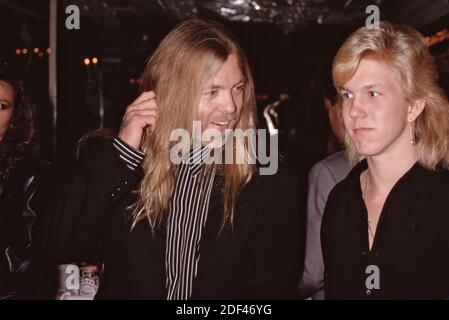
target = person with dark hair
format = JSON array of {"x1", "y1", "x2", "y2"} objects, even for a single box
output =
[
  {"x1": 0, "y1": 59, "x2": 55, "y2": 299},
  {"x1": 298, "y1": 71, "x2": 350, "y2": 300},
  {"x1": 322, "y1": 72, "x2": 345, "y2": 155}
]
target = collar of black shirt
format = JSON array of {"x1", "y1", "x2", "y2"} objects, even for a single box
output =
[{"x1": 181, "y1": 145, "x2": 216, "y2": 177}]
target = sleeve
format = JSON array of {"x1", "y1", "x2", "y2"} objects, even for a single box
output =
[
  {"x1": 112, "y1": 137, "x2": 145, "y2": 170},
  {"x1": 38, "y1": 138, "x2": 143, "y2": 263},
  {"x1": 298, "y1": 162, "x2": 338, "y2": 299}
]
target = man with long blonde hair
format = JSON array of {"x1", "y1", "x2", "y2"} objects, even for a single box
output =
[
  {"x1": 321, "y1": 21, "x2": 449, "y2": 299},
  {"x1": 41, "y1": 19, "x2": 300, "y2": 299}
]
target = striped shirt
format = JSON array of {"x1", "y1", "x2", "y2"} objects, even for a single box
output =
[
  {"x1": 112, "y1": 137, "x2": 145, "y2": 170},
  {"x1": 113, "y1": 138, "x2": 216, "y2": 300}
]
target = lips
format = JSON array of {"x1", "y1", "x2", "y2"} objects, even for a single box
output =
[
  {"x1": 353, "y1": 127, "x2": 374, "y2": 133},
  {"x1": 209, "y1": 121, "x2": 232, "y2": 131},
  {"x1": 210, "y1": 121, "x2": 230, "y2": 126}
]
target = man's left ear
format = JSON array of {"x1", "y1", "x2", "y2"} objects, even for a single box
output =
[{"x1": 408, "y1": 99, "x2": 425, "y2": 122}]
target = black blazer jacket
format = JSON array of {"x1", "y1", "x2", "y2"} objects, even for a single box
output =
[{"x1": 39, "y1": 139, "x2": 301, "y2": 299}]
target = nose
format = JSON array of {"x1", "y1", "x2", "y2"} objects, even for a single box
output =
[
  {"x1": 221, "y1": 91, "x2": 237, "y2": 115},
  {"x1": 348, "y1": 95, "x2": 367, "y2": 120}
]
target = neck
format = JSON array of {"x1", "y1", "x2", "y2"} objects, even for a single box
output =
[{"x1": 366, "y1": 140, "x2": 417, "y2": 195}]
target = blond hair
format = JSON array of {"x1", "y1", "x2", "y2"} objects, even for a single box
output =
[
  {"x1": 132, "y1": 19, "x2": 257, "y2": 230},
  {"x1": 332, "y1": 21, "x2": 449, "y2": 169}
]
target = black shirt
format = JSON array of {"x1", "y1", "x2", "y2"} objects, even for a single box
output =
[{"x1": 321, "y1": 159, "x2": 449, "y2": 299}]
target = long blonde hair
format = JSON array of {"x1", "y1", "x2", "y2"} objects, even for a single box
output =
[
  {"x1": 132, "y1": 19, "x2": 257, "y2": 230},
  {"x1": 332, "y1": 21, "x2": 449, "y2": 169}
]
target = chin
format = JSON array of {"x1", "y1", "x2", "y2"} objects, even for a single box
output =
[
  {"x1": 358, "y1": 145, "x2": 390, "y2": 159},
  {"x1": 201, "y1": 134, "x2": 227, "y2": 148},
  {"x1": 354, "y1": 142, "x2": 379, "y2": 157}
]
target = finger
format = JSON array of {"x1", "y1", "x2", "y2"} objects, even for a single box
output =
[
  {"x1": 125, "y1": 109, "x2": 157, "y2": 119},
  {"x1": 128, "y1": 99, "x2": 157, "y2": 112},
  {"x1": 127, "y1": 109, "x2": 158, "y2": 118},
  {"x1": 131, "y1": 90, "x2": 155, "y2": 105},
  {"x1": 123, "y1": 110, "x2": 158, "y2": 123},
  {"x1": 133, "y1": 115, "x2": 157, "y2": 128}
]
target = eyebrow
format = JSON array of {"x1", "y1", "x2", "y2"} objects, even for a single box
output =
[
  {"x1": 206, "y1": 79, "x2": 245, "y2": 90},
  {"x1": 340, "y1": 84, "x2": 382, "y2": 91}
]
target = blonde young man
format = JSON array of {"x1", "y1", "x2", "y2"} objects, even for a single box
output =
[
  {"x1": 42, "y1": 19, "x2": 300, "y2": 299},
  {"x1": 321, "y1": 21, "x2": 449, "y2": 299}
]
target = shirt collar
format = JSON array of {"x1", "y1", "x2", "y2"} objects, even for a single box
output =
[{"x1": 181, "y1": 145, "x2": 210, "y2": 177}]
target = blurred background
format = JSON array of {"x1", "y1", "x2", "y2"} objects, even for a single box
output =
[{"x1": 0, "y1": 0, "x2": 448, "y2": 182}]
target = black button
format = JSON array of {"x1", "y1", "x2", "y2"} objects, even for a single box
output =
[
  {"x1": 361, "y1": 250, "x2": 367, "y2": 256},
  {"x1": 366, "y1": 289, "x2": 371, "y2": 295}
]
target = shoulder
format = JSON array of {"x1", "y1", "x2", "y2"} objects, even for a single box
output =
[
  {"x1": 247, "y1": 167, "x2": 300, "y2": 230},
  {"x1": 320, "y1": 167, "x2": 356, "y2": 240},
  {"x1": 321, "y1": 150, "x2": 349, "y2": 168},
  {"x1": 420, "y1": 167, "x2": 449, "y2": 233},
  {"x1": 310, "y1": 151, "x2": 351, "y2": 183},
  {"x1": 76, "y1": 128, "x2": 116, "y2": 162},
  {"x1": 425, "y1": 167, "x2": 449, "y2": 205},
  {"x1": 0, "y1": 151, "x2": 53, "y2": 202},
  {"x1": 427, "y1": 166, "x2": 449, "y2": 185},
  {"x1": 255, "y1": 166, "x2": 298, "y2": 195},
  {"x1": 11, "y1": 151, "x2": 51, "y2": 181},
  {"x1": 239, "y1": 166, "x2": 299, "y2": 215},
  {"x1": 324, "y1": 159, "x2": 364, "y2": 211}
]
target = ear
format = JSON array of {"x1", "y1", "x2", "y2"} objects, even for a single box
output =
[
  {"x1": 407, "y1": 99, "x2": 425, "y2": 122},
  {"x1": 324, "y1": 98, "x2": 332, "y2": 111}
]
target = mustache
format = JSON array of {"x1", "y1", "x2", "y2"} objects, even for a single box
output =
[{"x1": 210, "y1": 116, "x2": 238, "y2": 122}]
